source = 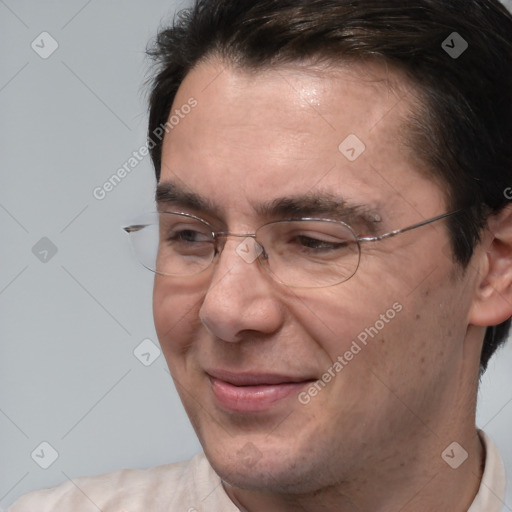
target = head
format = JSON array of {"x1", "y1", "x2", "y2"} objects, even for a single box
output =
[{"x1": 143, "y1": 0, "x2": 512, "y2": 499}]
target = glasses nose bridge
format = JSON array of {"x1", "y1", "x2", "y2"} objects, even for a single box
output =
[
  {"x1": 215, "y1": 231, "x2": 257, "y2": 239},
  {"x1": 214, "y1": 231, "x2": 259, "y2": 248},
  {"x1": 213, "y1": 232, "x2": 266, "y2": 259}
]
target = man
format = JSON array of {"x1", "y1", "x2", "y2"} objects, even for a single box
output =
[{"x1": 9, "y1": 0, "x2": 512, "y2": 510}]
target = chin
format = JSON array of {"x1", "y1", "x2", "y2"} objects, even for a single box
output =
[{"x1": 203, "y1": 437, "x2": 330, "y2": 494}]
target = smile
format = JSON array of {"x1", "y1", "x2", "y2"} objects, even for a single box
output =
[{"x1": 207, "y1": 371, "x2": 316, "y2": 413}]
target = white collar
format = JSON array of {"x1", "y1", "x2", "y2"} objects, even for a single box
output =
[{"x1": 468, "y1": 430, "x2": 507, "y2": 512}]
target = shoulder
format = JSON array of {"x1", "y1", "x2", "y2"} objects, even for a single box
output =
[{"x1": 6, "y1": 453, "x2": 228, "y2": 512}]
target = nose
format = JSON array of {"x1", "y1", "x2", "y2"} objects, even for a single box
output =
[{"x1": 198, "y1": 237, "x2": 285, "y2": 342}]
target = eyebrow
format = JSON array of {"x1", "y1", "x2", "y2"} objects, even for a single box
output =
[
  {"x1": 156, "y1": 181, "x2": 217, "y2": 213},
  {"x1": 155, "y1": 181, "x2": 382, "y2": 234}
]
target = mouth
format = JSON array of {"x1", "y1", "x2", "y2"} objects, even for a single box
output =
[{"x1": 206, "y1": 370, "x2": 317, "y2": 413}]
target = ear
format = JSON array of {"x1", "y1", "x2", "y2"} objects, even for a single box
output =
[{"x1": 469, "y1": 205, "x2": 512, "y2": 327}]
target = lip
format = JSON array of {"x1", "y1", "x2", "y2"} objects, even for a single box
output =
[{"x1": 207, "y1": 370, "x2": 316, "y2": 412}]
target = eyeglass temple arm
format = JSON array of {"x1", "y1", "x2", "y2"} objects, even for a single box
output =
[
  {"x1": 356, "y1": 209, "x2": 464, "y2": 243},
  {"x1": 123, "y1": 224, "x2": 147, "y2": 234}
]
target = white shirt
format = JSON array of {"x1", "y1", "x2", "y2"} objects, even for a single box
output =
[{"x1": 7, "y1": 431, "x2": 507, "y2": 512}]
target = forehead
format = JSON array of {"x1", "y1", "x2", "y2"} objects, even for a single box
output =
[{"x1": 160, "y1": 58, "x2": 445, "y2": 225}]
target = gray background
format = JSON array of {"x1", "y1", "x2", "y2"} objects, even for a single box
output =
[{"x1": 1, "y1": 0, "x2": 511, "y2": 509}]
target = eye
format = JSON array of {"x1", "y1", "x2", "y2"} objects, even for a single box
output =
[
  {"x1": 296, "y1": 234, "x2": 348, "y2": 251},
  {"x1": 168, "y1": 228, "x2": 211, "y2": 243},
  {"x1": 161, "y1": 223, "x2": 214, "y2": 258},
  {"x1": 158, "y1": 217, "x2": 214, "y2": 246},
  {"x1": 287, "y1": 227, "x2": 352, "y2": 254},
  {"x1": 260, "y1": 220, "x2": 356, "y2": 260}
]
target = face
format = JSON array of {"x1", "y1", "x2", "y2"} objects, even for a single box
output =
[{"x1": 153, "y1": 59, "x2": 481, "y2": 493}]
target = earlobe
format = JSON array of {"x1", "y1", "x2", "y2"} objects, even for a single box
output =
[{"x1": 469, "y1": 205, "x2": 512, "y2": 327}]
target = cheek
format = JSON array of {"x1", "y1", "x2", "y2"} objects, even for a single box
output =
[
  {"x1": 152, "y1": 276, "x2": 205, "y2": 356},
  {"x1": 288, "y1": 275, "x2": 405, "y2": 361},
  {"x1": 290, "y1": 261, "x2": 465, "y2": 384}
]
